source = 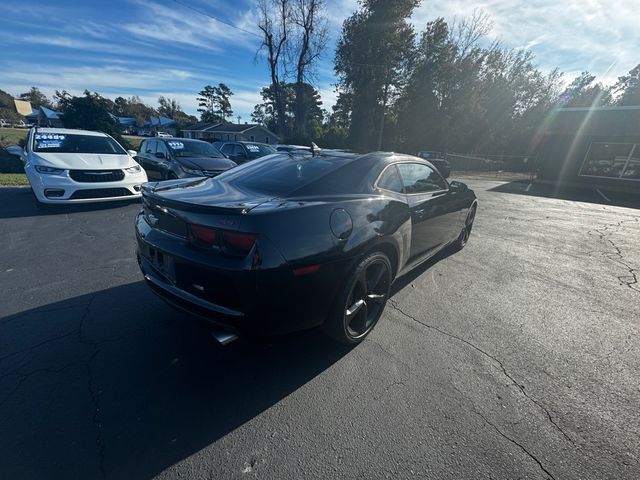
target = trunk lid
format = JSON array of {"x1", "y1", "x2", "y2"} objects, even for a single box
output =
[{"x1": 141, "y1": 177, "x2": 273, "y2": 237}]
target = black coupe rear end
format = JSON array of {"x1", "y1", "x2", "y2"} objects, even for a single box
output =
[{"x1": 135, "y1": 152, "x2": 477, "y2": 344}]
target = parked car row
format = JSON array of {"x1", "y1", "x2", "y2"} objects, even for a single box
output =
[{"x1": 1, "y1": 118, "x2": 32, "y2": 128}]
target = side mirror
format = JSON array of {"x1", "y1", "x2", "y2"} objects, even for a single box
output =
[
  {"x1": 127, "y1": 150, "x2": 137, "y2": 157},
  {"x1": 5, "y1": 145, "x2": 24, "y2": 157},
  {"x1": 154, "y1": 152, "x2": 166, "y2": 159},
  {"x1": 449, "y1": 180, "x2": 468, "y2": 192}
]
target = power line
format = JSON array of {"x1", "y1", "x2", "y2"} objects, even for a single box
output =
[{"x1": 170, "y1": 0, "x2": 261, "y2": 38}]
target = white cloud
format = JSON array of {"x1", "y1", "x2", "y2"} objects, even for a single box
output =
[
  {"x1": 2, "y1": 65, "x2": 197, "y2": 92},
  {"x1": 121, "y1": 0, "x2": 260, "y2": 52}
]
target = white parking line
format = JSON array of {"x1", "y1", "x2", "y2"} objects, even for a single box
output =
[{"x1": 596, "y1": 188, "x2": 611, "y2": 202}]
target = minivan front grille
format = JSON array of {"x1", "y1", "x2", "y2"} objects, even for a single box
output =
[
  {"x1": 70, "y1": 188, "x2": 133, "y2": 199},
  {"x1": 69, "y1": 169, "x2": 125, "y2": 183}
]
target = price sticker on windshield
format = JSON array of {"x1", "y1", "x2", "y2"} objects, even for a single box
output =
[
  {"x1": 246, "y1": 144, "x2": 260, "y2": 152},
  {"x1": 168, "y1": 141, "x2": 184, "y2": 149},
  {"x1": 35, "y1": 134, "x2": 65, "y2": 140},
  {"x1": 36, "y1": 140, "x2": 63, "y2": 148}
]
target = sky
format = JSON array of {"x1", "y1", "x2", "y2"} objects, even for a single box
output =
[{"x1": 0, "y1": 0, "x2": 638, "y2": 121}]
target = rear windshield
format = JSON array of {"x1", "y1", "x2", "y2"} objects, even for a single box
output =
[
  {"x1": 166, "y1": 140, "x2": 224, "y2": 158},
  {"x1": 218, "y1": 154, "x2": 346, "y2": 195},
  {"x1": 33, "y1": 133, "x2": 126, "y2": 154},
  {"x1": 245, "y1": 143, "x2": 276, "y2": 159}
]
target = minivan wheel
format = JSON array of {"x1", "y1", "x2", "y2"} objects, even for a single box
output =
[{"x1": 325, "y1": 252, "x2": 392, "y2": 345}]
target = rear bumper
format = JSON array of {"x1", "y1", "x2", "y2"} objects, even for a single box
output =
[{"x1": 135, "y1": 213, "x2": 348, "y2": 336}]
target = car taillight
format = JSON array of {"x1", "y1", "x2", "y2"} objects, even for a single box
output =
[
  {"x1": 222, "y1": 231, "x2": 257, "y2": 254},
  {"x1": 188, "y1": 224, "x2": 217, "y2": 247}
]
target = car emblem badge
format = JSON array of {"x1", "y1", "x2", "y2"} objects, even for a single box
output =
[{"x1": 147, "y1": 213, "x2": 159, "y2": 226}]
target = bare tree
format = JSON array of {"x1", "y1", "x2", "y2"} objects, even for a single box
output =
[
  {"x1": 257, "y1": 0, "x2": 290, "y2": 137},
  {"x1": 450, "y1": 9, "x2": 493, "y2": 58},
  {"x1": 290, "y1": 0, "x2": 328, "y2": 141}
]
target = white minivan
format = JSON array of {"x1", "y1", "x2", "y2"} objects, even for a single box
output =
[{"x1": 13, "y1": 127, "x2": 148, "y2": 205}]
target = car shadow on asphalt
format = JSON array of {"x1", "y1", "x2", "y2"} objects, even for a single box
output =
[
  {"x1": 489, "y1": 180, "x2": 640, "y2": 209},
  {"x1": 0, "y1": 187, "x2": 142, "y2": 219},
  {"x1": 390, "y1": 247, "x2": 455, "y2": 297},
  {"x1": 0, "y1": 281, "x2": 352, "y2": 478}
]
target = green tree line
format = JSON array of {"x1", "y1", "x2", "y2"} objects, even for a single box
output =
[{"x1": 332, "y1": 1, "x2": 640, "y2": 155}]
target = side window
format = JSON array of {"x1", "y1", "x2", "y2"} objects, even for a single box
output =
[
  {"x1": 145, "y1": 140, "x2": 157, "y2": 154},
  {"x1": 377, "y1": 165, "x2": 404, "y2": 193},
  {"x1": 220, "y1": 143, "x2": 234, "y2": 155},
  {"x1": 397, "y1": 163, "x2": 447, "y2": 194},
  {"x1": 156, "y1": 141, "x2": 168, "y2": 157},
  {"x1": 233, "y1": 144, "x2": 246, "y2": 157}
]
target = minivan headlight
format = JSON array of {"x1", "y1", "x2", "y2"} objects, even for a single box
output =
[
  {"x1": 35, "y1": 165, "x2": 65, "y2": 174},
  {"x1": 125, "y1": 165, "x2": 142, "y2": 173}
]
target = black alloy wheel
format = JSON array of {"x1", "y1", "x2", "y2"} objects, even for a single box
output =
[
  {"x1": 326, "y1": 252, "x2": 392, "y2": 345},
  {"x1": 456, "y1": 204, "x2": 477, "y2": 249}
]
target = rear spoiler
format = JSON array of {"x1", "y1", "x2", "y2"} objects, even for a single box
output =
[{"x1": 141, "y1": 179, "x2": 269, "y2": 215}]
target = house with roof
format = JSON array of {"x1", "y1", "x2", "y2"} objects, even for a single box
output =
[
  {"x1": 182, "y1": 122, "x2": 279, "y2": 144},
  {"x1": 144, "y1": 116, "x2": 178, "y2": 135}
]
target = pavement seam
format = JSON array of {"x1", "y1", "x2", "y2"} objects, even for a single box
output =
[{"x1": 387, "y1": 299, "x2": 576, "y2": 445}]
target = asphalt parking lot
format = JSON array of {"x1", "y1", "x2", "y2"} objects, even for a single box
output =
[{"x1": 1, "y1": 177, "x2": 639, "y2": 479}]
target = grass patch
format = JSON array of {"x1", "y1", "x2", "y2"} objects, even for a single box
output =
[
  {"x1": 123, "y1": 135, "x2": 144, "y2": 151},
  {"x1": 0, "y1": 127, "x2": 29, "y2": 146},
  {"x1": 0, "y1": 173, "x2": 28, "y2": 186}
]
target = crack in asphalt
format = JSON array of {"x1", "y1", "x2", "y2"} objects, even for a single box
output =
[
  {"x1": 387, "y1": 299, "x2": 576, "y2": 445},
  {"x1": 0, "y1": 361, "x2": 83, "y2": 409},
  {"x1": 472, "y1": 407, "x2": 557, "y2": 480},
  {"x1": 77, "y1": 293, "x2": 107, "y2": 480},
  {"x1": 589, "y1": 218, "x2": 639, "y2": 294},
  {"x1": 0, "y1": 329, "x2": 78, "y2": 364}
]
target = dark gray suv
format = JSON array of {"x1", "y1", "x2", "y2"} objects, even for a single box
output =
[{"x1": 136, "y1": 138, "x2": 237, "y2": 180}]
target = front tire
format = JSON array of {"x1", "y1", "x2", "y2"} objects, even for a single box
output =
[
  {"x1": 453, "y1": 204, "x2": 477, "y2": 250},
  {"x1": 325, "y1": 252, "x2": 392, "y2": 345}
]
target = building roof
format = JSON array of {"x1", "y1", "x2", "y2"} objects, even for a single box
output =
[
  {"x1": 182, "y1": 121, "x2": 220, "y2": 131},
  {"x1": 40, "y1": 106, "x2": 61, "y2": 120},
  {"x1": 145, "y1": 116, "x2": 177, "y2": 127},
  {"x1": 547, "y1": 106, "x2": 640, "y2": 136},
  {"x1": 110, "y1": 114, "x2": 137, "y2": 126}
]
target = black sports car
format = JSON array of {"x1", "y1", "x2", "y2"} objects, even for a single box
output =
[{"x1": 135, "y1": 152, "x2": 477, "y2": 345}]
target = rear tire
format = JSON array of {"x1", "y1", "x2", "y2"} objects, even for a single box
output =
[{"x1": 324, "y1": 252, "x2": 392, "y2": 346}]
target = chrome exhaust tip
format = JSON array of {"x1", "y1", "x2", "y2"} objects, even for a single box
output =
[{"x1": 211, "y1": 329, "x2": 239, "y2": 345}]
